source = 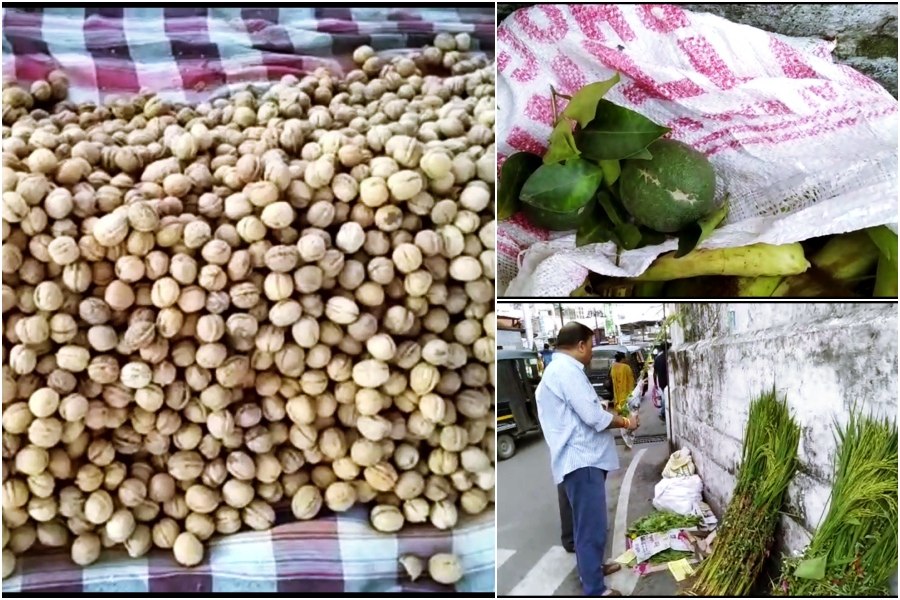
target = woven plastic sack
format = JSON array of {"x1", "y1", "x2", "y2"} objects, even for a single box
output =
[
  {"x1": 497, "y1": 4, "x2": 898, "y2": 296},
  {"x1": 652, "y1": 474, "x2": 704, "y2": 516}
]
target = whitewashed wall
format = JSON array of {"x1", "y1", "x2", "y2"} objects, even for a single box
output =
[{"x1": 664, "y1": 302, "x2": 898, "y2": 570}]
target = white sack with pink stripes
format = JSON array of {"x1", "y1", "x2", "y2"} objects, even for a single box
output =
[{"x1": 497, "y1": 4, "x2": 898, "y2": 296}]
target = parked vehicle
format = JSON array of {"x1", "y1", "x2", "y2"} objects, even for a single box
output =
[
  {"x1": 497, "y1": 349, "x2": 542, "y2": 460},
  {"x1": 586, "y1": 344, "x2": 644, "y2": 400}
]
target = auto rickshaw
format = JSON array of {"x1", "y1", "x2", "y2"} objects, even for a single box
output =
[{"x1": 496, "y1": 349, "x2": 542, "y2": 460}]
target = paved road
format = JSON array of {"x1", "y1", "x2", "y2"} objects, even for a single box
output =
[{"x1": 497, "y1": 396, "x2": 677, "y2": 597}]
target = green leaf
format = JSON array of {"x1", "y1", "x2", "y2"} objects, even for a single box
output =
[
  {"x1": 596, "y1": 191, "x2": 628, "y2": 227},
  {"x1": 794, "y1": 556, "x2": 826, "y2": 580},
  {"x1": 626, "y1": 147, "x2": 654, "y2": 160},
  {"x1": 543, "y1": 120, "x2": 581, "y2": 164},
  {"x1": 575, "y1": 99, "x2": 670, "y2": 160},
  {"x1": 561, "y1": 73, "x2": 621, "y2": 128},
  {"x1": 498, "y1": 152, "x2": 542, "y2": 220},
  {"x1": 598, "y1": 159, "x2": 621, "y2": 186},
  {"x1": 844, "y1": 516, "x2": 862, "y2": 526},
  {"x1": 615, "y1": 222, "x2": 643, "y2": 250},
  {"x1": 595, "y1": 191, "x2": 642, "y2": 250},
  {"x1": 576, "y1": 201, "x2": 618, "y2": 248},
  {"x1": 638, "y1": 226, "x2": 668, "y2": 248},
  {"x1": 520, "y1": 158, "x2": 604, "y2": 213},
  {"x1": 675, "y1": 199, "x2": 729, "y2": 258}
]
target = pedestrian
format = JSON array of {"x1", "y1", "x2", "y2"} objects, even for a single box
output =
[
  {"x1": 654, "y1": 342, "x2": 669, "y2": 420},
  {"x1": 536, "y1": 322, "x2": 640, "y2": 597},
  {"x1": 610, "y1": 351, "x2": 635, "y2": 414},
  {"x1": 540, "y1": 343, "x2": 554, "y2": 368}
]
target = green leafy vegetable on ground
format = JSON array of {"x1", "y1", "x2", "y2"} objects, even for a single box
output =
[
  {"x1": 648, "y1": 549, "x2": 694, "y2": 565},
  {"x1": 628, "y1": 511, "x2": 702, "y2": 538},
  {"x1": 688, "y1": 388, "x2": 800, "y2": 596},
  {"x1": 773, "y1": 412, "x2": 897, "y2": 597}
]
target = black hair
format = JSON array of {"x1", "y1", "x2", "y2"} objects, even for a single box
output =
[
  {"x1": 556, "y1": 322, "x2": 594, "y2": 348},
  {"x1": 614, "y1": 352, "x2": 626, "y2": 362},
  {"x1": 543, "y1": 343, "x2": 550, "y2": 350}
]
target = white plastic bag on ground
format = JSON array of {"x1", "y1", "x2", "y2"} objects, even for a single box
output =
[
  {"x1": 652, "y1": 474, "x2": 703, "y2": 515},
  {"x1": 662, "y1": 448, "x2": 696, "y2": 478},
  {"x1": 497, "y1": 4, "x2": 898, "y2": 295}
]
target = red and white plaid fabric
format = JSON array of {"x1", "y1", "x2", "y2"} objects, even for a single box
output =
[
  {"x1": 2, "y1": 7, "x2": 495, "y2": 103},
  {"x1": 3, "y1": 505, "x2": 495, "y2": 594}
]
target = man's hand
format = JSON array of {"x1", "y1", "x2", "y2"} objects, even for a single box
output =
[{"x1": 627, "y1": 414, "x2": 640, "y2": 431}]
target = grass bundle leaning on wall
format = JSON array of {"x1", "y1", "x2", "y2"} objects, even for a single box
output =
[
  {"x1": 774, "y1": 412, "x2": 898, "y2": 596},
  {"x1": 687, "y1": 388, "x2": 801, "y2": 596}
]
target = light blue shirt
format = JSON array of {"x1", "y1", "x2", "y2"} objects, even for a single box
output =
[{"x1": 536, "y1": 352, "x2": 620, "y2": 484}]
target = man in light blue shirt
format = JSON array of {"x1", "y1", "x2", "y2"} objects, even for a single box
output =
[{"x1": 536, "y1": 322, "x2": 640, "y2": 597}]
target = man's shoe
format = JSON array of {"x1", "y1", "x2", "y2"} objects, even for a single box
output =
[
  {"x1": 603, "y1": 563, "x2": 622, "y2": 576},
  {"x1": 600, "y1": 589, "x2": 623, "y2": 596},
  {"x1": 564, "y1": 545, "x2": 575, "y2": 553}
]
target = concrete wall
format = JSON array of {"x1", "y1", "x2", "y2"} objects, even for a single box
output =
[
  {"x1": 497, "y1": 3, "x2": 898, "y2": 97},
  {"x1": 664, "y1": 303, "x2": 898, "y2": 574}
]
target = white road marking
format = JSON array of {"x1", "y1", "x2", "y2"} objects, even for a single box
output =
[
  {"x1": 509, "y1": 545, "x2": 576, "y2": 597},
  {"x1": 497, "y1": 548, "x2": 516, "y2": 569},
  {"x1": 605, "y1": 448, "x2": 648, "y2": 596}
]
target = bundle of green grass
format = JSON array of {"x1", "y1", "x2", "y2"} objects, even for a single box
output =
[
  {"x1": 773, "y1": 412, "x2": 898, "y2": 596},
  {"x1": 687, "y1": 388, "x2": 800, "y2": 596}
]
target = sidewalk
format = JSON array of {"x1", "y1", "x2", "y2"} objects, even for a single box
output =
[{"x1": 604, "y1": 440, "x2": 681, "y2": 597}]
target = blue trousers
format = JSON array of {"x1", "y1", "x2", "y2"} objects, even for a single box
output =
[{"x1": 562, "y1": 467, "x2": 609, "y2": 596}]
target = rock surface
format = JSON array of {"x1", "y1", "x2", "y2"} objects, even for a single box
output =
[{"x1": 497, "y1": 3, "x2": 898, "y2": 97}]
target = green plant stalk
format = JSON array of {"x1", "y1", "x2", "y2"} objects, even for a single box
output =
[
  {"x1": 873, "y1": 255, "x2": 898, "y2": 297},
  {"x1": 739, "y1": 231, "x2": 879, "y2": 297},
  {"x1": 633, "y1": 281, "x2": 665, "y2": 297},
  {"x1": 688, "y1": 389, "x2": 800, "y2": 596},
  {"x1": 773, "y1": 412, "x2": 897, "y2": 596},
  {"x1": 864, "y1": 225, "x2": 898, "y2": 264},
  {"x1": 769, "y1": 231, "x2": 879, "y2": 297},
  {"x1": 867, "y1": 225, "x2": 899, "y2": 297},
  {"x1": 734, "y1": 275, "x2": 781, "y2": 297},
  {"x1": 635, "y1": 243, "x2": 809, "y2": 282},
  {"x1": 811, "y1": 230, "x2": 880, "y2": 278}
]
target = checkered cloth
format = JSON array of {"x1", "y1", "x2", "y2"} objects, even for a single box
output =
[
  {"x1": 1, "y1": 6, "x2": 495, "y2": 103},
  {"x1": 1, "y1": 6, "x2": 496, "y2": 594},
  {"x1": 3, "y1": 506, "x2": 495, "y2": 593}
]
